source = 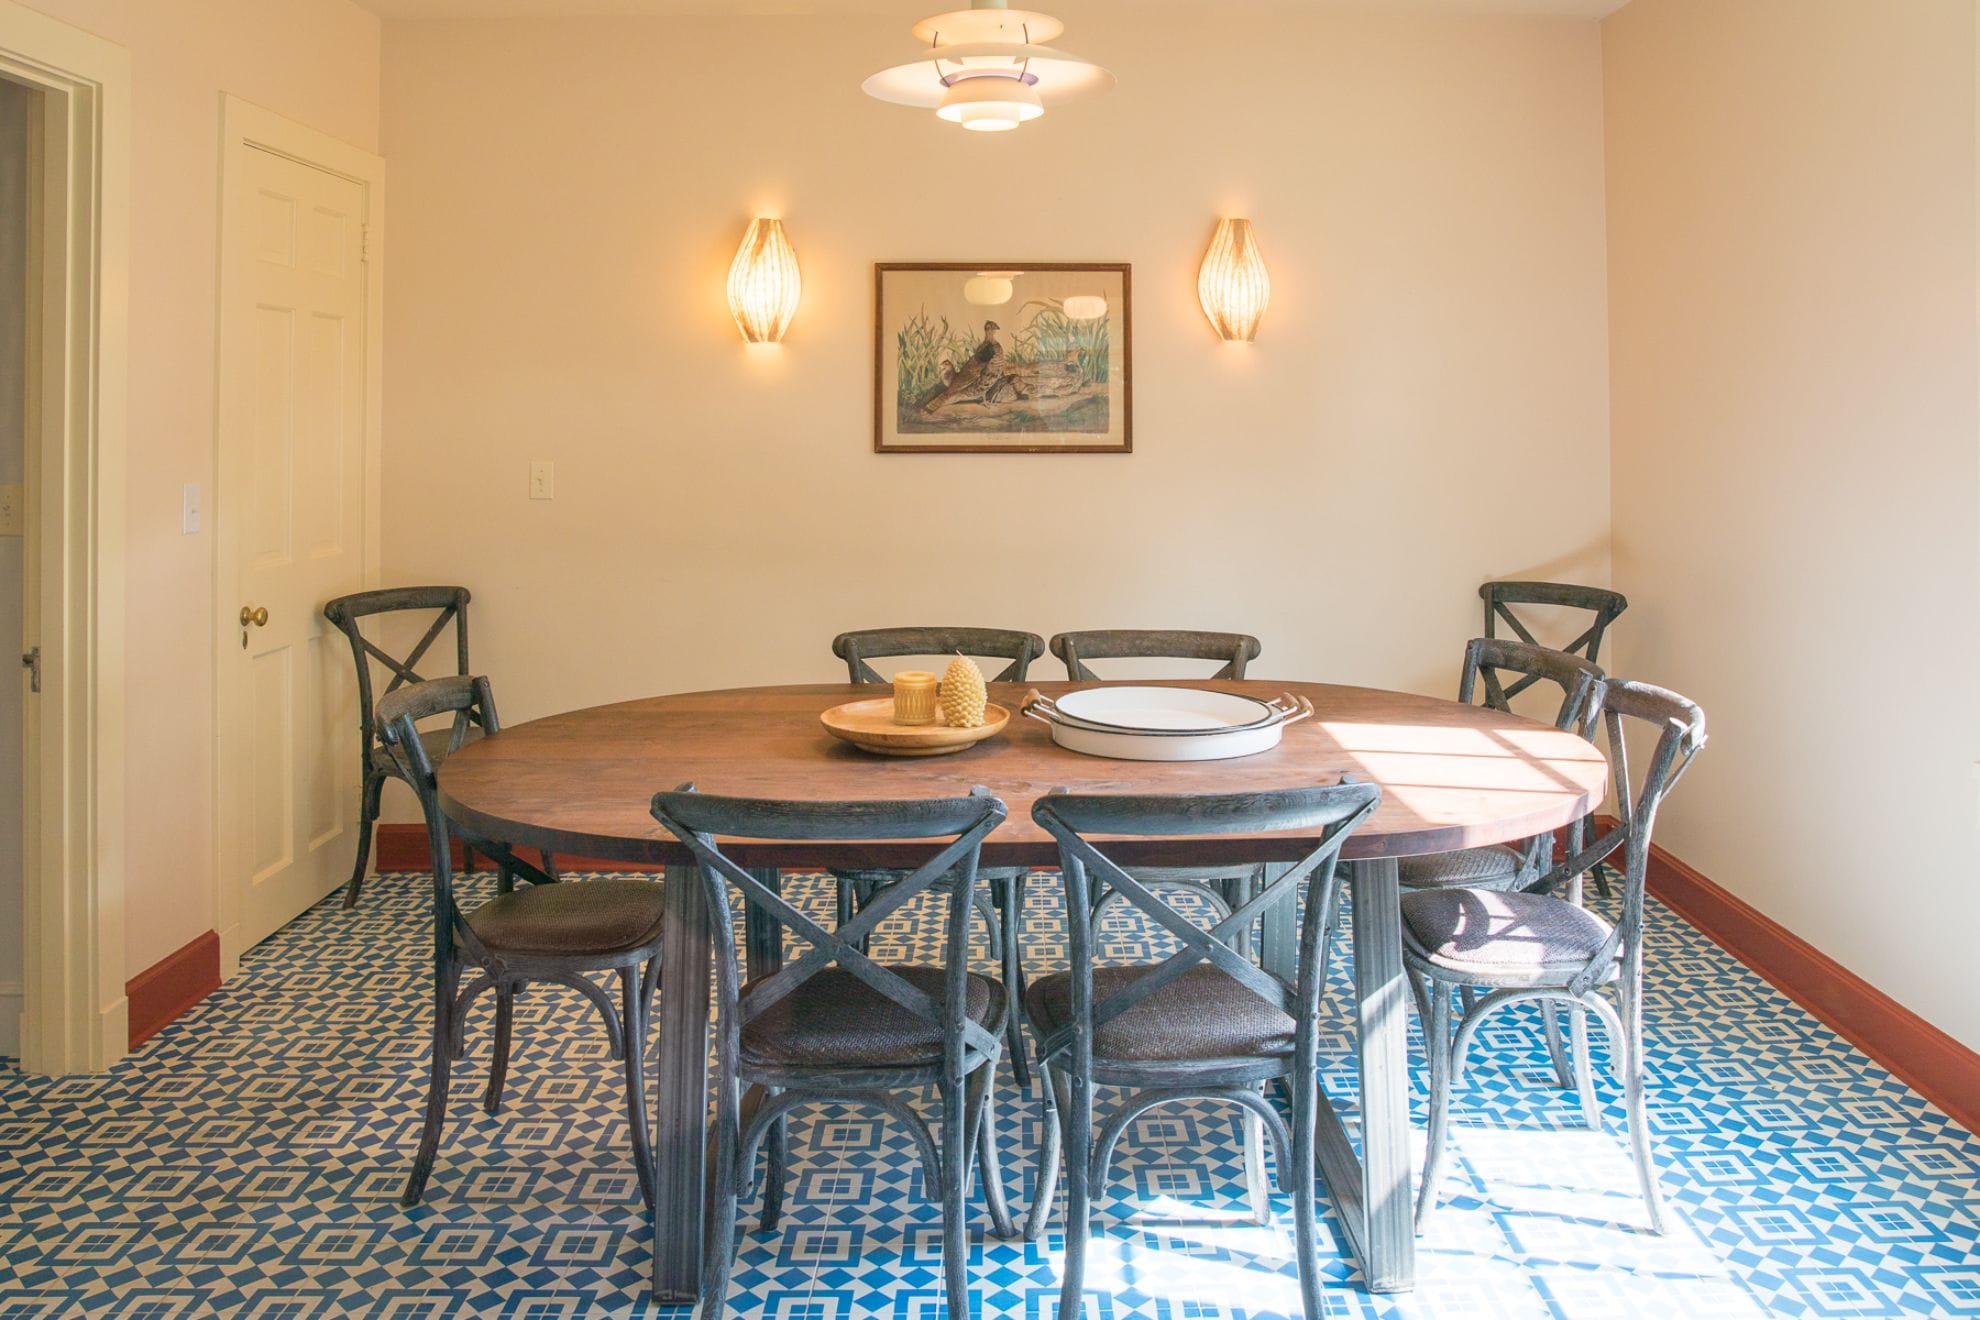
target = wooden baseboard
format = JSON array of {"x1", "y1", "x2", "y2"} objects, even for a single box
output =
[
  {"x1": 372, "y1": 823, "x2": 645, "y2": 875},
  {"x1": 125, "y1": 930, "x2": 220, "y2": 1050},
  {"x1": 1622, "y1": 818, "x2": 1980, "y2": 1134}
]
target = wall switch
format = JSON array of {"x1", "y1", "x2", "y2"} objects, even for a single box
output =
[
  {"x1": 0, "y1": 484, "x2": 21, "y2": 536},
  {"x1": 528, "y1": 461, "x2": 554, "y2": 500},
  {"x1": 181, "y1": 482, "x2": 201, "y2": 534}
]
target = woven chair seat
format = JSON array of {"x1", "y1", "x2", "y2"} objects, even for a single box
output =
[
  {"x1": 1401, "y1": 887, "x2": 1615, "y2": 981},
  {"x1": 371, "y1": 725, "x2": 482, "y2": 775},
  {"x1": 1399, "y1": 845, "x2": 1522, "y2": 888},
  {"x1": 740, "y1": 966, "x2": 1007, "y2": 1069},
  {"x1": 1026, "y1": 963, "x2": 1295, "y2": 1063},
  {"x1": 466, "y1": 879, "x2": 665, "y2": 957}
]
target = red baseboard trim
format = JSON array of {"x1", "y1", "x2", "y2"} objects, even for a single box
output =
[
  {"x1": 372, "y1": 823, "x2": 646, "y2": 875},
  {"x1": 125, "y1": 930, "x2": 221, "y2": 1050},
  {"x1": 1623, "y1": 818, "x2": 1980, "y2": 1134}
]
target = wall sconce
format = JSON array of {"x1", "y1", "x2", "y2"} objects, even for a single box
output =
[
  {"x1": 1197, "y1": 218, "x2": 1270, "y2": 342},
  {"x1": 726, "y1": 218, "x2": 802, "y2": 343}
]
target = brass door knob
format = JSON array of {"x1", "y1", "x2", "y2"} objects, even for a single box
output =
[{"x1": 240, "y1": 605, "x2": 269, "y2": 628}]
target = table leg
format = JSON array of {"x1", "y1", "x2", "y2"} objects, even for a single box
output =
[
  {"x1": 1258, "y1": 861, "x2": 1296, "y2": 981},
  {"x1": 745, "y1": 868, "x2": 784, "y2": 980},
  {"x1": 1350, "y1": 855, "x2": 1414, "y2": 1292},
  {"x1": 652, "y1": 864, "x2": 712, "y2": 1301}
]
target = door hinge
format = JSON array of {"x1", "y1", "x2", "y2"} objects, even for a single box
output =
[
  {"x1": 360, "y1": 222, "x2": 370, "y2": 262},
  {"x1": 22, "y1": 646, "x2": 40, "y2": 694}
]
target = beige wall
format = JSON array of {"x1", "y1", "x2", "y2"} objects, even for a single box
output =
[
  {"x1": 19, "y1": 0, "x2": 380, "y2": 976},
  {"x1": 377, "y1": 10, "x2": 1613, "y2": 798},
  {"x1": 0, "y1": 77, "x2": 26, "y2": 1053},
  {"x1": 1604, "y1": 0, "x2": 1980, "y2": 1046}
]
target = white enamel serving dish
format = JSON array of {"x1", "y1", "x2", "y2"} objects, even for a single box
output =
[{"x1": 1022, "y1": 687, "x2": 1313, "y2": 762}]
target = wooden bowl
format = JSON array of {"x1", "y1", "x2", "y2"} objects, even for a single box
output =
[{"x1": 820, "y1": 699, "x2": 1011, "y2": 757}]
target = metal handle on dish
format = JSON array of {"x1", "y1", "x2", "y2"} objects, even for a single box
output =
[
  {"x1": 1020, "y1": 689, "x2": 1057, "y2": 725},
  {"x1": 1266, "y1": 693, "x2": 1315, "y2": 726}
]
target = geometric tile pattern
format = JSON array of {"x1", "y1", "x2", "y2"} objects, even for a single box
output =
[{"x1": 1, "y1": 869, "x2": 1977, "y2": 1318}]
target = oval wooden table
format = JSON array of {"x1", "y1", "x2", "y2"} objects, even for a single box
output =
[{"x1": 437, "y1": 680, "x2": 1608, "y2": 1299}]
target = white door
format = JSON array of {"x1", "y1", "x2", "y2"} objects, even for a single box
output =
[{"x1": 216, "y1": 144, "x2": 368, "y2": 952}]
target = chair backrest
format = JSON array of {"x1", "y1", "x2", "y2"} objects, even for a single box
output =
[
  {"x1": 831, "y1": 627, "x2": 1045, "y2": 685},
  {"x1": 1460, "y1": 636, "x2": 1603, "y2": 732},
  {"x1": 1029, "y1": 781, "x2": 1380, "y2": 1072},
  {"x1": 323, "y1": 586, "x2": 474, "y2": 754},
  {"x1": 651, "y1": 786, "x2": 1010, "y2": 1078},
  {"x1": 1050, "y1": 629, "x2": 1262, "y2": 680},
  {"x1": 375, "y1": 675, "x2": 536, "y2": 966},
  {"x1": 1552, "y1": 678, "x2": 1706, "y2": 994},
  {"x1": 1480, "y1": 581, "x2": 1626, "y2": 699}
]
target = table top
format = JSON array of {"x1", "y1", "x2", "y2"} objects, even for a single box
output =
[{"x1": 436, "y1": 680, "x2": 1608, "y2": 869}]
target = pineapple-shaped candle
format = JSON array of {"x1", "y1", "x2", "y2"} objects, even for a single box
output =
[{"x1": 940, "y1": 654, "x2": 988, "y2": 728}]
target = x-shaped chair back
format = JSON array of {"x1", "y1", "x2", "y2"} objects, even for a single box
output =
[
  {"x1": 651, "y1": 787, "x2": 1011, "y2": 1075},
  {"x1": 1050, "y1": 629, "x2": 1262, "y2": 681},
  {"x1": 832, "y1": 627, "x2": 1045, "y2": 685},
  {"x1": 324, "y1": 586, "x2": 475, "y2": 755},
  {"x1": 378, "y1": 675, "x2": 554, "y2": 969},
  {"x1": 1542, "y1": 678, "x2": 1706, "y2": 994},
  {"x1": 1029, "y1": 781, "x2": 1380, "y2": 1071},
  {"x1": 1480, "y1": 581, "x2": 1626, "y2": 700}
]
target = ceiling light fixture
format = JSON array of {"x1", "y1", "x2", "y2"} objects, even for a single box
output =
[{"x1": 863, "y1": 0, "x2": 1114, "y2": 134}]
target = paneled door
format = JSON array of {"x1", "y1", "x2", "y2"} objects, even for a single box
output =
[{"x1": 216, "y1": 129, "x2": 374, "y2": 958}]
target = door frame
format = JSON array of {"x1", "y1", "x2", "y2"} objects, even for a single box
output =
[
  {"x1": 0, "y1": 2, "x2": 130, "y2": 1075},
  {"x1": 213, "y1": 95, "x2": 383, "y2": 978}
]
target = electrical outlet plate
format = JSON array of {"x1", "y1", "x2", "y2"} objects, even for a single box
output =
[{"x1": 0, "y1": 484, "x2": 20, "y2": 536}]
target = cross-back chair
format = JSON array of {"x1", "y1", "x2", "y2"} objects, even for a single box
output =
[
  {"x1": 325, "y1": 585, "x2": 531, "y2": 907},
  {"x1": 1050, "y1": 628, "x2": 1261, "y2": 681},
  {"x1": 1048, "y1": 629, "x2": 1272, "y2": 942},
  {"x1": 1406, "y1": 677, "x2": 1705, "y2": 1234},
  {"x1": 1024, "y1": 781, "x2": 1381, "y2": 1320},
  {"x1": 380, "y1": 675, "x2": 666, "y2": 1210},
  {"x1": 827, "y1": 625, "x2": 1044, "y2": 1085},
  {"x1": 651, "y1": 786, "x2": 1016, "y2": 1320},
  {"x1": 1479, "y1": 581, "x2": 1627, "y2": 698}
]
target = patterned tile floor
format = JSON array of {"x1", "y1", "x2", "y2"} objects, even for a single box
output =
[{"x1": 2, "y1": 870, "x2": 1978, "y2": 1319}]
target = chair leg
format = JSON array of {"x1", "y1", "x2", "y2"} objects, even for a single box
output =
[
  {"x1": 1571, "y1": 1004, "x2": 1601, "y2": 1130},
  {"x1": 1025, "y1": 1062, "x2": 1066, "y2": 1242},
  {"x1": 1540, "y1": 1003, "x2": 1576, "y2": 1090},
  {"x1": 1291, "y1": 1066, "x2": 1323, "y2": 1320},
  {"x1": 1000, "y1": 876, "x2": 1032, "y2": 1090},
  {"x1": 1057, "y1": 1065, "x2": 1093, "y2": 1320},
  {"x1": 964, "y1": 1063, "x2": 1017, "y2": 1238},
  {"x1": 342, "y1": 771, "x2": 387, "y2": 908},
  {"x1": 940, "y1": 1075, "x2": 971, "y2": 1320},
  {"x1": 482, "y1": 982, "x2": 515, "y2": 1115},
  {"x1": 402, "y1": 963, "x2": 460, "y2": 1206},
  {"x1": 700, "y1": 1077, "x2": 742, "y2": 1320},
  {"x1": 760, "y1": 1086, "x2": 787, "y2": 1233},
  {"x1": 619, "y1": 965, "x2": 656, "y2": 1213},
  {"x1": 1619, "y1": 972, "x2": 1667, "y2": 1234},
  {"x1": 1414, "y1": 975, "x2": 1456, "y2": 1232}
]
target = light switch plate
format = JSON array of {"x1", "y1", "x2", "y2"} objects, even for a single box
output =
[
  {"x1": 0, "y1": 484, "x2": 21, "y2": 536},
  {"x1": 181, "y1": 482, "x2": 201, "y2": 534},
  {"x1": 529, "y1": 461, "x2": 554, "y2": 500}
]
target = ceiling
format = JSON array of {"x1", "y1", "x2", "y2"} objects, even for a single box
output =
[{"x1": 352, "y1": 0, "x2": 1628, "y2": 21}]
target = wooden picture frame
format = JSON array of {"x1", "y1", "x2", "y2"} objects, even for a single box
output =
[{"x1": 874, "y1": 262, "x2": 1132, "y2": 454}]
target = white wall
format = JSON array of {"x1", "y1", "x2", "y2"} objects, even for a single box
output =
[
  {"x1": 0, "y1": 76, "x2": 26, "y2": 1057},
  {"x1": 17, "y1": 0, "x2": 381, "y2": 977},
  {"x1": 377, "y1": 10, "x2": 1614, "y2": 783},
  {"x1": 1603, "y1": 0, "x2": 1980, "y2": 1047}
]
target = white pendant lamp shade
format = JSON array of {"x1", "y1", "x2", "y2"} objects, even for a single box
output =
[
  {"x1": 1198, "y1": 218, "x2": 1271, "y2": 343},
  {"x1": 863, "y1": 0, "x2": 1113, "y2": 132},
  {"x1": 963, "y1": 271, "x2": 1020, "y2": 305},
  {"x1": 1061, "y1": 294, "x2": 1107, "y2": 321},
  {"x1": 726, "y1": 218, "x2": 801, "y2": 344}
]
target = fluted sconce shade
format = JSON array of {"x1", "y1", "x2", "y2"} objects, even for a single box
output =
[
  {"x1": 1197, "y1": 218, "x2": 1271, "y2": 342},
  {"x1": 726, "y1": 219, "x2": 801, "y2": 343}
]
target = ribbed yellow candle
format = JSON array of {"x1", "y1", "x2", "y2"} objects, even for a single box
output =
[{"x1": 891, "y1": 671, "x2": 938, "y2": 725}]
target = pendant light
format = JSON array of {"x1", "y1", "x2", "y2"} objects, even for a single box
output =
[{"x1": 863, "y1": 0, "x2": 1114, "y2": 134}]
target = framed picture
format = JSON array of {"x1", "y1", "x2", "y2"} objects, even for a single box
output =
[{"x1": 875, "y1": 262, "x2": 1132, "y2": 454}]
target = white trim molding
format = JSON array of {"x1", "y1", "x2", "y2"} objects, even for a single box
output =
[{"x1": 0, "y1": 0, "x2": 131, "y2": 1075}]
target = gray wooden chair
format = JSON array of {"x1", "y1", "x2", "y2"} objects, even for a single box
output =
[
  {"x1": 1023, "y1": 780, "x2": 1380, "y2": 1320},
  {"x1": 1482, "y1": 581, "x2": 1627, "y2": 893},
  {"x1": 1407, "y1": 677, "x2": 1705, "y2": 1234},
  {"x1": 380, "y1": 675, "x2": 665, "y2": 1210},
  {"x1": 828, "y1": 625, "x2": 1045, "y2": 1085},
  {"x1": 324, "y1": 585, "x2": 541, "y2": 908},
  {"x1": 1050, "y1": 628, "x2": 1261, "y2": 681},
  {"x1": 651, "y1": 785, "x2": 1016, "y2": 1320},
  {"x1": 1048, "y1": 629, "x2": 1270, "y2": 937}
]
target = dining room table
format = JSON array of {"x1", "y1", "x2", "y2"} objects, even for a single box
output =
[{"x1": 434, "y1": 677, "x2": 1609, "y2": 1298}]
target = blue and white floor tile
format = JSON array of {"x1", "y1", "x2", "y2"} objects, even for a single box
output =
[{"x1": 1, "y1": 869, "x2": 1977, "y2": 1318}]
